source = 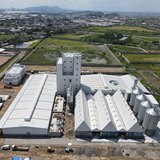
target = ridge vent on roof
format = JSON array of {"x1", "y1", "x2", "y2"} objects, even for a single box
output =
[{"x1": 24, "y1": 74, "x2": 48, "y2": 121}]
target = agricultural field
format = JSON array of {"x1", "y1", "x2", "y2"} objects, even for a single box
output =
[
  {"x1": 122, "y1": 54, "x2": 160, "y2": 63},
  {"x1": 106, "y1": 26, "x2": 156, "y2": 32},
  {"x1": 133, "y1": 64, "x2": 160, "y2": 103},
  {"x1": 80, "y1": 25, "x2": 159, "y2": 36},
  {"x1": 131, "y1": 35, "x2": 160, "y2": 51},
  {"x1": 22, "y1": 38, "x2": 111, "y2": 65},
  {"x1": 0, "y1": 34, "x2": 16, "y2": 40},
  {"x1": 133, "y1": 35, "x2": 160, "y2": 43},
  {"x1": 52, "y1": 34, "x2": 91, "y2": 40},
  {"x1": 78, "y1": 26, "x2": 160, "y2": 50},
  {"x1": 108, "y1": 44, "x2": 143, "y2": 53}
]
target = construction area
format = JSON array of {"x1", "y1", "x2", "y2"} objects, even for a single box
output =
[{"x1": 0, "y1": 142, "x2": 160, "y2": 160}]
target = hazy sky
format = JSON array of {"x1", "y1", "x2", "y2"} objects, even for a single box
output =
[{"x1": 1, "y1": 0, "x2": 160, "y2": 12}]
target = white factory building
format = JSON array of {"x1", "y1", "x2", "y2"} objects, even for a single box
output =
[
  {"x1": 75, "y1": 89, "x2": 143, "y2": 138},
  {"x1": 0, "y1": 74, "x2": 57, "y2": 137},
  {"x1": 0, "y1": 53, "x2": 159, "y2": 138},
  {"x1": 4, "y1": 63, "x2": 26, "y2": 85}
]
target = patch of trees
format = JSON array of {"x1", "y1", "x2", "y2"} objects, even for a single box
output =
[{"x1": 81, "y1": 31, "x2": 131, "y2": 45}]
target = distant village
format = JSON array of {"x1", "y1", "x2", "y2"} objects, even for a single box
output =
[{"x1": 0, "y1": 11, "x2": 160, "y2": 47}]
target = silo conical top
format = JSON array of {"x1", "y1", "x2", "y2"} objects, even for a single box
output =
[
  {"x1": 133, "y1": 88, "x2": 139, "y2": 94},
  {"x1": 146, "y1": 108, "x2": 159, "y2": 117},
  {"x1": 141, "y1": 101, "x2": 150, "y2": 108},
  {"x1": 137, "y1": 94, "x2": 145, "y2": 100}
]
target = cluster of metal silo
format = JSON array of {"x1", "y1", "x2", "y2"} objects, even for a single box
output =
[{"x1": 128, "y1": 80, "x2": 160, "y2": 136}]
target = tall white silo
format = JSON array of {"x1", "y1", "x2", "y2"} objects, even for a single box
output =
[
  {"x1": 142, "y1": 107, "x2": 160, "y2": 136},
  {"x1": 129, "y1": 88, "x2": 140, "y2": 108},
  {"x1": 137, "y1": 101, "x2": 151, "y2": 124},
  {"x1": 133, "y1": 94, "x2": 145, "y2": 115}
]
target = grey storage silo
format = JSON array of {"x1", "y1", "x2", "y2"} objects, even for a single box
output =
[
  {"x1": 142, "y1": 108, "x2": 160, "y2": 136},
  {"x1": 129, "y1": 88, "x2": 140, "y2": 107},
  {"x1": 124, "y1": 89, "x2": 131, "y2": 102},
  {"x1": 133, "y1": 94, "x2": 145, "y2": 115},
  {"x1": 137, "y1": 101, "x2": 151, "y2": 124}
]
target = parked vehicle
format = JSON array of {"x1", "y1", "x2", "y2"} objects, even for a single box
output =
[
  {"x1": 4, "y1": 85, "x2": 12, "y2": 89},
  {"x1": 65, "y1": 142, "x2": 74, "y2": 153},
  {"x1": 11, "y1": 156, "x2": 32, "y2": 160},
  {"x1": 1, "y1": 144, "x2": 10, "y2": 150},
  {"x1": 12, "y1": 145, "x2": 29, "y2": 151},
  {"x1": 47, "y1": 146, "x2": 55, "y2": 153}
]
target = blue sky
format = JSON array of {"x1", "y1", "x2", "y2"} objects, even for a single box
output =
[{"x1": 1, "y1": 0, "x2": 160, "y2": 12}]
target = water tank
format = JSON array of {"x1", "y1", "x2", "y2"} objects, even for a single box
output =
[
  {"x1": 67, "y1": 88, "x2": 73, "y2": 104},
  {"x1": 142, "y1": 108, "x2": 160, "y2": 136},
  {"x1": 129, "y1": 88, "x2": 140, "y2": 107},
  {"x1": 67, "y1": 142, "x2": 72, "y2": 150},
  {"x1": 133, "y1": 94, "x2": 145, "y2": 114},
  {"x1": 137, "y1": 101, "x2": 151, "y2": 123}
]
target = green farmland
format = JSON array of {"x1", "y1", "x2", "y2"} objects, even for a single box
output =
[
  {"x1": 108, "y1": 45, "x2": 143, "y2": 53},
  {"x1": 123, "y1": 54, "x2": 160, "y2": 63},
  {"x1": 22, "y1": 38, "x2": 110, "y2": 65},
  {"x1": 52, "y1": 34, "x2": 91, "y2": 40},
  {"x1": 80, "y1": 25, "x2": 159, "y2": 36}
]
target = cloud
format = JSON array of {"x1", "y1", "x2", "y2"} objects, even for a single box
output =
[{"x1": 0, "y1": 0, "x2": 160, "y2": 12}]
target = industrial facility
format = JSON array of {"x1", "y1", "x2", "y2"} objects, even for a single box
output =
[
  {"x1": 0, "y1": 53, "x2": 160, "y2": 139},
  {"x1": 4, "y1": 63, "x2": 26, "y2": 85}
]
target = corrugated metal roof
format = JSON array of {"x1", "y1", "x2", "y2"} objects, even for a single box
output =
[
  {"x1": 94, "y1": 90, "x2": 117, "y2": 132},
  {"x1": 0, "y1": 74, "x2": 57, "y2": 130},
  {"x1": 75, "y1": 89, "x2": 143, "y2": 133},
  {"x1": 106, "y1": 95, "x2": 126, "y2": 132},
  {"x1": 6, "y1": 64, "x2": 25, "y2": 75},
  {"x1": 112, "y1": 90, "x2": 143, "y2": 132},
  {"x1": 74, "y1": 89, "x2": 91, "y2": 132},
  {"x1": 87, "y1": 94, "x2": 101, "y2": 131},
  {"x1": 81, "y1": 74, "x2": 149, "y2": 94},
  {"x1": 129, "y1": 75, "x2": 150, "y2": 93}
]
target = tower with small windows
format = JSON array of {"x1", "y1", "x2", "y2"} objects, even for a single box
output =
[{"x1": 57, "y1": 53, "x2": 81, "y2": 97}]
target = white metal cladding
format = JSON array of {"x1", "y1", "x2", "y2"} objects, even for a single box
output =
[
  {"x1": 112, "y1": 90, "x2": 143, "y2": 132},
  {"x1": 74, "y1": 89, "x2": 91, "y2": 132},
  {"x1": 81, "y1": 74, "x2": 149, "y2": 94},
  {"x1": 105, "y1": 95, "x2": 126, "y2": 132},
  {"x1": 6, "y1": 64, "x2": 25, "y2": 75},
  {"x1": 87, "y1": 94, "x2": 101, "y2": 131},
  {"x1": 94, "y1": 90, "x2": 117, "y2": 132},
  {"x1": 75, "y1": 89, "x2": 143, "y2": 134},
  {"x1": 0, "y1": 74, "x2": 57, "y2": 135},
  {"x1": 25, "y1": 74, "x2": 48, "y2": 121}
]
